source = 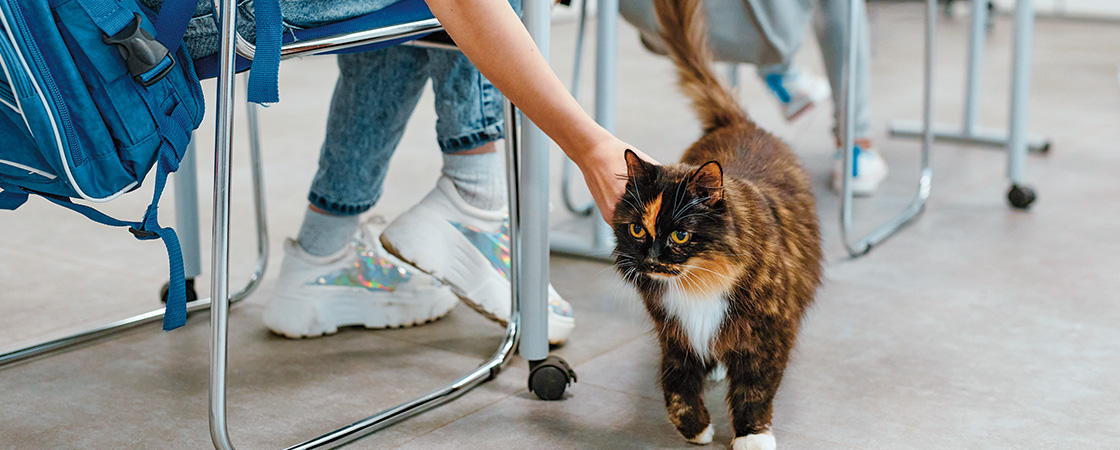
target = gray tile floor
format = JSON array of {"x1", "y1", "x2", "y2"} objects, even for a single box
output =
[{"x1": 2, "y1": 3, "x2": 1119, "y2": 449}]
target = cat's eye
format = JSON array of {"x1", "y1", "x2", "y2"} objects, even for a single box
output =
[
  {"x1": 629, "y1": 224, "x2": 647, "y2": 238},
  {"x1": 670, "y1": 231, "x2": 691, "y2": 244}
]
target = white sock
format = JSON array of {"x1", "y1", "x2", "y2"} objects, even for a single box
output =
[
  {"x1": 296, "y1": 207, "x2": 360, "y2": 257},
  {"x1": 441, "y1": 151, "x2": 507, "y2": 211}
]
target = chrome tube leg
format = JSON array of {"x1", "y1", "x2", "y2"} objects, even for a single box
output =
[
  {"x1": 550, "y1": 0, "x2": 616, "y2": 261},
  {"x1": 176, "y1": 139, "x2": 203, "y2": 280},
  {"x1": 209, "y1": 0, "x2": 239, "y2": 447},
  {"x1": 558, "y1": 0, "x2": 595, "y2": 218},
  {"x1": 840, "y1": 0, "x2": 932, "y2": 257},
  {"x1": 1007, "y1": 0, "x2": 1032, "y2": 185},
  {"x1": 244, "y1": 81, "x2": 271, "y2": 288},
  {"x1": 963, "y1": 0, "x2": 988, "y2": 135},
  {"x1": 590, "y1": 0, "x2": 619, "y2": 253},
  {"x1": 839, "y1": 0, "x2": 860, "y2": 242},
  {"x1": 518, "y1": 0, "x2": 550, "y2": 362},
  {"x1": 1004, "y1": 0, "x2": 1037, "y2": 208}
]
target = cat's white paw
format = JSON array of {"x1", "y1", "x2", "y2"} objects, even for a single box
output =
[
  {"x1": 730, "y1": 432, "x2": 776, "y2": 450},
  {"x1": 706, "y1": 363, "x2": 727, "y2": 383},
  {"x1": 686, "y1": 424, "x2": 714, "y2": 445}
]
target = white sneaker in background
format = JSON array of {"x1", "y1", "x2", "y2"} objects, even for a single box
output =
[
  {"x1": 380, "y1": 177, "x2": 576, "y2": 345},
  {"x1": 831, "y1": 145, "x2": 889, "y2": 196},
  {"x1": 763, "y1": 69, "x2": 832, "y2": 121},
  {"x1": 263, "y1": 217, "x2": 458, "y2": 338}
]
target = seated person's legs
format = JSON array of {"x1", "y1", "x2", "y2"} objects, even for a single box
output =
[
  {"x1": 813, "y1": 0, "x2": 887, "y2": 195},
  {"x1": 264, "y1": 47, "x2": 460, "y2": 337},
  {"x1": 378, "y1": 48, "x2": 574, "y2": 345},
  {"x1": 758, "y1": 0, "x2": 886, "y2": 196},
  {"x1": 758, "y1": 63, "x2": 831, "y2": 122},
  {"x1": 265, "y1": 47, "x2": 575, "y2": 344}
]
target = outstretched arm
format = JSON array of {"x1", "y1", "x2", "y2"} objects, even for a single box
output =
[{"x1": 424, "y1": 0, "x2": 655, "y2": 221}]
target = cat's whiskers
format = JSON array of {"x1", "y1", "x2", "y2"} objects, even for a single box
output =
[
  {"x1": 679, "y1": 263, "x2": 737, "y2": 283},
  {"x1": 672, "y1": 197, "x2": 706, "y2": 221}
]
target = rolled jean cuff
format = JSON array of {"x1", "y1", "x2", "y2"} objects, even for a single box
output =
[
  {"x1": 439, "y1": 122, "x2": 505, "y2": 154},
  {"x1": 307, "y1": 192, "x2": 373, "y2": 216}
]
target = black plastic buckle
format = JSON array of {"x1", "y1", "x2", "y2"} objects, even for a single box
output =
[
  {"x1": 128, "y1": 226, "x2": 159, "y2": 239},
  {"x1": 101, "y1": 13, "x2": 175, "y2": 87}
]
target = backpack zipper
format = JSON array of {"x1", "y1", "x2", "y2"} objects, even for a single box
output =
[{"x1": 1, "y1": 0, "x2": 88, "y2": 195}]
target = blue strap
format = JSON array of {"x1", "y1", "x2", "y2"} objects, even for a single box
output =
[
  {"x1": 36, "y1": 168, "x2": 187, "y2": 331},
  {"x1": 153, "y1": 0, "x2": 198, "y2": 51},
  {"x1": 74, "y1": 0, "x2": 135, "y2": 37},
  {"x1": 247, "y1": 0, "x2": 282, "y2": 104},
  {"x1": 74, "y1": 0, "x2": 197, "y2": 52},
  {"x1": 137, "y1": 55, "x2": 175, "y2": 84},
  {"x1": 0, "y1": 189, "x2": 29, "y2": 210}
]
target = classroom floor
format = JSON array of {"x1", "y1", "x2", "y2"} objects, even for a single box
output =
[{"x1": 2, "y1": 3, "x2": 1118, "y2": 449}]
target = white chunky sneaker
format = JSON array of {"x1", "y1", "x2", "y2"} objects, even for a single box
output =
[
  {"x1": 763, "y1": 69, "x2": 831, "y2": 121},
  {"x1": 831, "y1": 145, "x2": 889, "y2": 196},
  {"x1": 263, "y1": 217, "x2": 458, "y2": 338},
  {"x1": 380, "y1": 177, "x2": 576, "y2": 345}
]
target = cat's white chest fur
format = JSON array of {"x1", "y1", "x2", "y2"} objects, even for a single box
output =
[{"x1": 661, "y1": 284, "x2": 729, "y2": 360}]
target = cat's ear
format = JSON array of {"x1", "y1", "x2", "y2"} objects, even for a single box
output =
[
  {"x1": 624, "y1": 149, "x2": 655, "y2": 180},
  {"x1": 688, "y1": 161, "x2": 723, "y2": 204}
]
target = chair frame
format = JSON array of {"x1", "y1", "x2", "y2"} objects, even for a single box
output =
[{"x1": 208, "y1": 0, "x2": 558, "y2": 448}]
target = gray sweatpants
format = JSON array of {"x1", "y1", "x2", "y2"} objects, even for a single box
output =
[{"x1": 759, "y1": 0, "x2": 873, "y2": 140}]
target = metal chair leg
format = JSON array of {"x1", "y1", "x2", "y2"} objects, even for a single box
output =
[
  {"x1": 176, "y1": 140, "x2": 203, "y2": 283},
  {"x1": 840, "y1": 0, "x2": 932, "y2": 257},
  {"x1": 550, "y1": 0, "x2": 617, "y2": 262},
  {"x1": 208, "y1": 0, "x2": 239, "y2": 447},
  {"x1": 1005, "y1": 0, "x2": 1037, "y2": 209}
]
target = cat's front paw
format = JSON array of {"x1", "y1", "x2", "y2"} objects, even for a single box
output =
[
  {"x1": 730, "y1": 431, "x2": 775, "y2": 450},
  {"x1": 686, "y1": 424, "x2": 714, "y2": 445}
]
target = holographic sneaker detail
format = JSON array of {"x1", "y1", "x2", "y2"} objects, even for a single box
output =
[
  {"x1": 310, "y1": 239, "x2": 412, "y2": 292},
  {"x1": 550, "y1": 296, "x2": 573, "y2": 319},
  {"x1": 449, "y1": 218, "x2": 511, "y2": 280}
]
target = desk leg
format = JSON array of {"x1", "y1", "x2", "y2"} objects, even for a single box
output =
[{"x1": 1006, "y1": 0, "x2": 1037, "y2": 209}]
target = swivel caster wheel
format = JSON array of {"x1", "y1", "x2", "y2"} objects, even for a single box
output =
[
  {"x1": 1007, "y1": 184, "x2": 1036, "y2": 210},
  {"x1": 529, "y1": 355, "x2": 577, "y2": 400},
  {"x1": 160, "y1": 277, "x2": 199, "y2": 310}
]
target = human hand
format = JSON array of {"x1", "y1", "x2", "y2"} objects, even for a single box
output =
[{"x1": 574, "y1": 139, "x2": 659, "y2": 223}]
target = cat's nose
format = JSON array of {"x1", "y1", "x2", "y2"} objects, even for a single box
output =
[{"x1": 648, "y1": 244, "x2": 662, "y2": 261}]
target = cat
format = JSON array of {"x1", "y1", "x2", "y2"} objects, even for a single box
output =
[{"x1": 610, "y1": 0, "x2": 823, "y2": 448}]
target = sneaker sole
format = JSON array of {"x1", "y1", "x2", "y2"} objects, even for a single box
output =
[
  {"x1": 263, "y1": 289, "x2": 458, "y2": 339},
  {"x1": 380, "y1": 236, "x2": 509, "y2": 326}
]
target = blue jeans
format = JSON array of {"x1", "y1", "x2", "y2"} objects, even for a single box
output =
[{"x1": 155, "y1": 0, "x2": 513, "y2": 216}]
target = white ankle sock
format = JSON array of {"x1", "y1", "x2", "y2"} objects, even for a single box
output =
[
  {"x1": 296, "y1": 208, "x2": 360, "y2": 257},
  {"x1": 441, "y1": 151, "x2": 507, "y2": 211}
]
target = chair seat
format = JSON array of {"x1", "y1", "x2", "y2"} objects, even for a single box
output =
[{"x1": 193, "y1": 0, "x2": 436, "y2": 80}]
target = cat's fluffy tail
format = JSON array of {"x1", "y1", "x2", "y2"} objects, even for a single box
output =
[{"x1": 653, "y1": 0, "x2": 750, "y2": 134}]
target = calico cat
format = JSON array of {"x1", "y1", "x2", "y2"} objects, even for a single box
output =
[{"x1": 611, "y1": 0, "x2": 823, "y2": 448}]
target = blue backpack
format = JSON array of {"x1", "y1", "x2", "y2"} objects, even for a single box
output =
[{"x1": 0, "y1": 0, "x2": 204, "y2": 330}]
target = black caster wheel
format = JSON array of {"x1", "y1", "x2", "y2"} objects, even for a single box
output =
[
  {"x1": 160, "y1": 278, "x2": 199, "y2": 305},
  {"x1": 529, "y1": 355, "x2": 577, "y2": 401},
  {"x1": 1007, "y1": 185, "x2": 1036, "y2": 210}
]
